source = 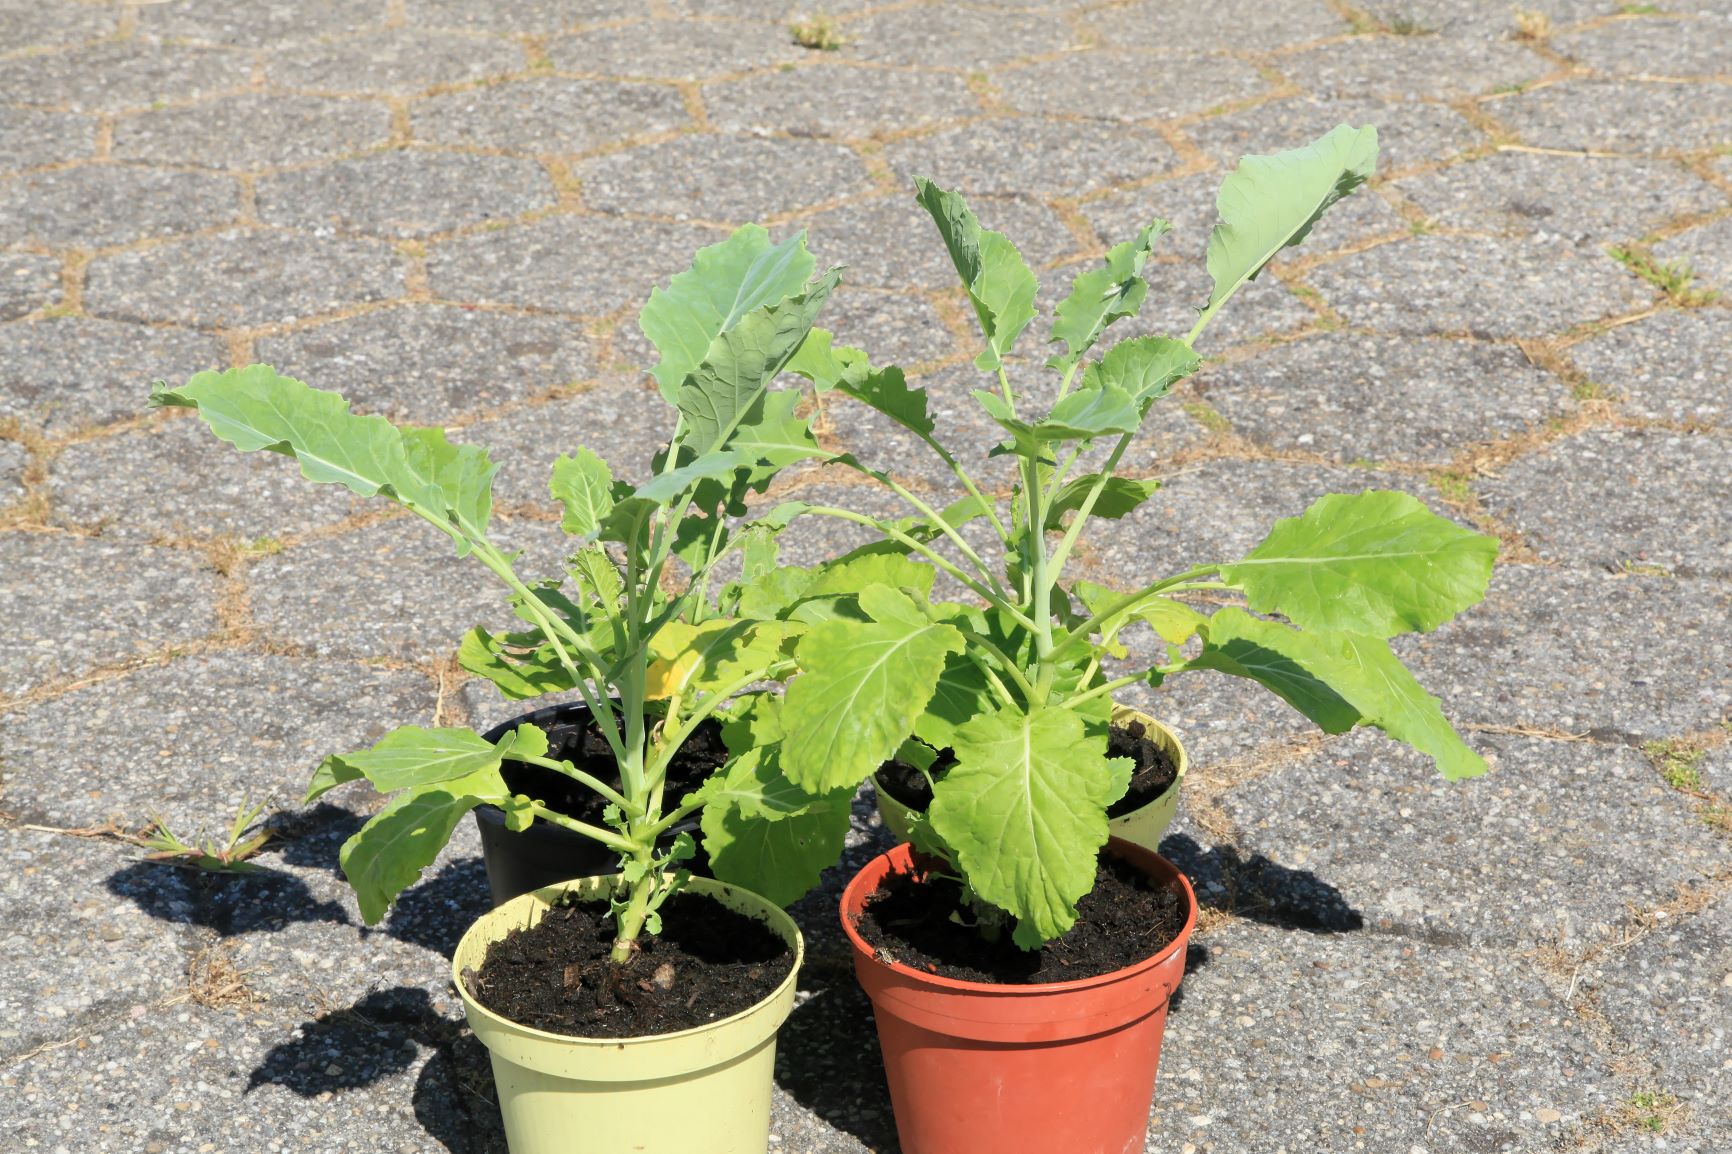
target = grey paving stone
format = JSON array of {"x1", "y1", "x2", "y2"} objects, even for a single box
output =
[
  {"x1": 0, "y1": 828, "x2": 192, "y2": 1059},
  {"x1": 1553, "y1": 13, "x2": 1732, "y2": 78},
  {"x1": 1352, "y1": 0, "x2": 1615, "y2": 39},
  {"x1": 0, "y1": 316, "x2": 224, "y2": 435},
  {"x1": 1397, "y1": 152, "x2": 1726, "y2": 246},
  {"x1": 267, "y1": 28, "x2": 526, "y2": 96},
  {"x1": 427, "y1": 213, "x2": 725, "y2": 315},
  {"x1": 0, "y1": 165, "x2": 240, "y2": 250},
  {"x1": 1085, "y1": 0, "x2": 1347, "y2": 53},
  {"x1": 1284, "y1": 32, "x2": 1551, "y2": 101},
  {"x1": 0, "y1": 108, "x2": 98, "y2": 172},
  {"x1": 0, "y1": 653, "x2": 437, "y2": 830},
  {"x1": 256, "y1": 150, "x2": 555, "y2": 239},
  {"x1": 1146, "y1": 919, "x2": 1618, "y2": 1152},
  {"x1": 993, "y1": 52, "x2": 1271, "y2": 122},
  {"x1": 577, "y1": 135, "x2": 873, "y2": 221},
  {"x1": 0, "y1": 41, "x2": 240, "y2": 113},
  {"x1": 0, "y1": 3, "x2": 121, "y2": 53},
  {"x1": 839, "y1": 5, "x2": 1075, "y2": 67},
  {"x1": 112, "y1": 92, "x2": 394, "y2": 171},
  {"x1": 1224, "y1": 731, "x2": 1729, "y2": 947},
  {"x1": 821, "y1": 287, "x2": 956, "y2": 368},
  {"x1": 883, "y1": 118, "x2": 1179, "y2": 199},
  {"x1": 1111, "y1": 256, "x2": 1315, "y2": 351},
  {"x1": 1494, "y1": 79, "x2": 1732, "y2": 153},
  {"x1": 248, "y1": 515, "x2": 568, "y2": 661},
  {"x1": 1186, "y1": 93, "x2": 1483, "y2": 176},
  {"x1": 414, "y1": 76, "x2": 690, "y2": 154},
  {"x1": 551, "y1": 18, "x2": 801, "y2": 78},
  {"x1": 1483, "y1": 426, "x2": 1732, "y2": 578},
  {"x1": 412, "y1": 0, "x2": 637, "y2": 31},
  {"x1": 0, "y1": 532, "x2": 222, "y2": 697},
  {"x1": 663, "y1": 0, "x2": 875, "y2": 14},
  {"x1": 1197, "y1": 332, "x2": 1571, "y2": 465},
  {"x1": 1570, "y1": 308, "x2": 1732, "y2": 426},
  {"x1": 137, "y1": 0, "x2": 389, "y2": 48},
  {"x1": 705, "y1": 62, "x2": 980, "y2": 140},
  {"x1": 1587, "y1": 892, "x2": 1732, "y2": 1114},
  {"x1": 1116, "y1": 668, "x2": 1321, "y2": 773},
  {"x1": 1654, "y1": 215, "x2": 1732, "y2": 293},
  {"x1": 0, "y1": 253, "x2": 61, "y2": 321},
  {"x1": 46, "y1": 413, "x2": 365, "y2": 542},
  {"x1": 258, "y1": 304, "x2": 598, "y2": 424},
  {"x1": 1309, "y1": 234, "x2": 1653, "y2": 338},
  {"x1": 1397, "y1": 565, "x2": 1732, "y2": 741},
  {"x1": 795, "y1": 193, "x2": 1080, "y2": 292},
  {"x1": 1701, "y1": 747, "x2": 1730, "y2": 794},
  {"x1": 0, "y1": 438, "x2": 23, "y2": 505},
  {"x1": 86, "y1": 229, "x2": 407, "y2": 329}
]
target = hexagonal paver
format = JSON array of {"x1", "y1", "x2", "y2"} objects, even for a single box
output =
[
  {"x1": 1569, "y1": 307, "x2": 1732, "y2": 425},
  {"x1": 1283, "y1": 33, "x2": 1550, "y2": 101},
  {"x1": 0, "y1": 653, "x2": 436, "y2": 829},
  {"x1": 412, "y1": 0, "x2": 639, "y2": 32},
  {"x1": 0, "y1": 108, "x2": 98, "y2": 172},
  {"x1": 1223, "y1": 730, "x2": 1729, "y2": 947},
  {"x1": 1397, "y1": 565, "x2": 1732, "y2": 742},
  {"x1": 0, "y1": 4, "x2": 122, "y2": 55},
  {"x1": 884, "y1": 118, "x2": 1178, "y2": 199},
  {"x1": 0, "y1": 166, "x2": 240, "y2": 250},
  {"x1": 1196, "y1": 333, "x2": 1571, "y2": 465},
  {"x1": 427, "y1": 213, "x2": 724, "y2": 315},
  {"x1": 1106, "y1": 257, "x2": 1314, "y2": 351},
  {"x1": 1308, "y1": 234, "x2": 1653, "y2": 338},
  {"x1": 256, "y1": 150, "x2": 554, "y2": 239},
  {"x1": 838, "y1": 6, "x2": 1075, "y2": 67},
  {"x1": 576, "y1": 135, "x2": 873, "y2": 221},
  {"x1": 266, "y1": 28, "x2": 526, "y2": 96},
  {"x1": 0, "y1": 439, "x2": 24, "y2": 505},
  {"x1": 1186, "y1": 93, "x2": 1483, "y2": 175},
  {"x1": 112, "y1": 93, "x2": 393, "y2": 171},
  {"x1": 414, "y1": 76, "x2": 690, "y2": 154},
  {"x1": 1085, "y1": 0, "x2": 1346, "y2": 52},
  {"x1": 248, "y1": 516, "x2": 568, "y2": 661},
  {"x1": 705, "y1": 63, "x2": 979, "y2": 140},
  {"x1": 258, "y1": 304, "x2": 599, "y2": 423},
  {"x1": 0, "y1": 254, "x2": 62, "y2": 321},
  {"x1": 551, "y1": 19, "x2": 801, "y2": 78},
  {"x1": 1494, "y1": 79, "x2": 1732, "y2": 153},
  {"x1": 1483, "y1": 427, "x2": 1732, "y2": 577},
  {"x1": 993, "y1": 52, "x2": 1271, "y2": 122},
  {"x1": 0, "y1": 316, "x2": 224, "y2": 435},
  {"x1": 1553, "y1": 14, "x2": 1732, "y2": 79},
  {"x1": 1352, "y1": 0, "x2": 1613, "y2": 39},
  {"x1": 136, "y1": 0, "x2": 389, "y2": 47},
  {"x1": 86, "y1": 229, "x2": 406, "y2": 329},
  {"x1": 0, "y1": 533, "x2": 223, "y2": 697},
  {"x1": 46, "y1": 414, "x2": 366, "y2": 542},
  {"x1": 821, "y1": 288, "x2": 955, "y2": 368},
  {"x1": 1397, "y1": 152, "x2": 1726, "y2": 246},
  {"x1": 1654, "y1": 215, "x2": 1732, "y2": 293},
  {"x1": 0, "y1": 41, "x2": 241, "y2": 113}
]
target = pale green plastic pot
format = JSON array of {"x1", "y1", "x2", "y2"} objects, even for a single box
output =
[
  {"x1": 874, "y1": 705, "x2": 1188, "y2": 852},
  {"x1": 452, "y1": 874, "x2": 804, "y2": 1154}
]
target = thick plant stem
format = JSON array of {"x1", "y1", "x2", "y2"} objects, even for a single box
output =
[{"x1": 611, "y1": 853, "x2": 660, "y2": 963}]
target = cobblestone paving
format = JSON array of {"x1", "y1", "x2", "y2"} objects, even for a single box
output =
[{"x1": 2, "y1": 3, "x2": 1729, "y2": 1152}]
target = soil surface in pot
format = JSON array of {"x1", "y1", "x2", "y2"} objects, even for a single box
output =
[
  {"x1": 470, "y1": 891, "x2": 794, "y2": 1038},
  {"x1": 855, "y1": 854, "x2": 1184, "y2": 984},
  {"x1": 876, "y1": 718, "x2": 1178, "y2": 821},
  {"x1": 499, "y1": 713, "x2": 729, "y2": 824}
]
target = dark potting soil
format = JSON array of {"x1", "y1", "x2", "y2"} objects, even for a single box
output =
[
  {"x1": 498, "y1": 714, "x2": 729, "y2": 824},
  {"x1": 469, "y1": 891, "x2": 795, "y2": 1039},
  {"x1": 875, "y1": 718, "x2": 1179, "y2": 821},
  {"x1": 854, "y1": 853, "x2": 1185, "y2": 985}
]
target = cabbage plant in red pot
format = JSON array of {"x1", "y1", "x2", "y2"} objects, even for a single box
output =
[{"x1": 749, "y1": 126, "x2": 1499, "y2": 1154}]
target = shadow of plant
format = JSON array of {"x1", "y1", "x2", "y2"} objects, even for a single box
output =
[
  {"x1": 1158, "y1": 831, "x2": 1365, "y2": 933},
  {"x1": 774, "y1": 953, "x2": 900, "y2": 1152},
  {"x1": 104, "y1": 857, "x2": 352, "y2": 935}
]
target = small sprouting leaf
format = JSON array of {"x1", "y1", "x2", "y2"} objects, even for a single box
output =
[
  {"x1": 1045, "y1": 475, "x2": 1160, "y2": 529},
  {"x1": 640, "y1": 225, "x2": 816, "y2": 401},
  {"x1": 914, "y1": 178, "x2": 1038, "y2": 371},
  {"x1": 1217, "y1": 491, "x2": 1498, "y2": 638},
  {"x1": 549, "y1": 449, "x2": 615, "y2": 538},
  {"x1": 1047, "y1": 220, "x2": 1169, "y2": 371},
  {"x1": 1082, "y1": 336, "x2": 1201, "y2": 411},
  {"x1": 698, "y1": 746, "x2": 853, "y2": 906},
  {"x1": 505, "y1": 722, "x2": 549, "y2": 761}
]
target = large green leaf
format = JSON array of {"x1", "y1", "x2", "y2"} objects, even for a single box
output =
[
  {"x1": 1048, "y1": 220, "x2": 1169, "y2": 372},
  {"x1": 927, "y1": 703, "x2": 1119, "y2": 947},
  {"x1": 1205, "y1": 124, "x2": 1378, "y2": 315},
  {"x1": 640, "y1": 225, "x2": 816, "y2": 401},
  {"x1": 698, "y1": 746, "x2": 853, "y2": 906},
  {"x1": 1183, "y1": 610, "x2": 1359, "y2": 732},
  {"x1": 645, "y1": 618, "x2": 797, "y2": 698},
  {"x1": 781, "y1": 584, "x2": 964, "y2": 791},
  {"x1": 1217, "y1": 491, "x2": 1498, "y2": 637},
  {"x1": 1082, "y1": 336, "x2": 1201, "y2": 411},
  {"x1": 321, "y1": 725, "x2": 507, "y2": 794},
  {"x1": 911, "y1": 648, "x2": 993, "y2": 750},
  {"x1": 457, "y1": 626, "x2": 578, "y2": 700},
  {"x1": 549, "y1": 448, "x2": 615, "y2": 538},
  {"x1": 914, "y1": 178, "x2": 1038, "y2": 371},
  {"x1": 1045, "y1": 475, "x2": 1160, "y2": 529}
]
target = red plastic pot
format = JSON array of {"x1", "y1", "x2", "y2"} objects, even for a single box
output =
[{"x1": 839, "y1": 838, "x2": 1196, "y2": 1154}]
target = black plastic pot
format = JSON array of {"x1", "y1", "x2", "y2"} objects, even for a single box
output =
[{"x1": 472, "y1": 701, "x2": 704, "y2": 907}]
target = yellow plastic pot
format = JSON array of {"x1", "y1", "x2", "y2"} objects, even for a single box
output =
[
  {"x1": 452, "y1": 874, "x2": 804, "y2": 1154},
  {"x1": 874, "y1": 705, "x2": 1188, "y2": 852}
]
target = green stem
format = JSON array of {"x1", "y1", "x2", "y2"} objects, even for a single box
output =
[
  {"x1": 1062, "y1": 673, "x2": 1146, "y2": 711},
  {"x1": 837, "y1": 458, "x2": 1007, "y2": 594},
  {"x1": 610, "y1": 855, "x2": 660, "y2": 963},
  {"x1": 513, "y1": 754, "x2": 636, "y2": 815},
  {"x1": 1045, "y1": 429, "x2": 1135, "y2": 579},
  {"x1": 526, "y1": 804, "x2": 638, "y2": 856},
  {"x1": 1050, "y1": 564, "x2": 1221, "y2": 659}
]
